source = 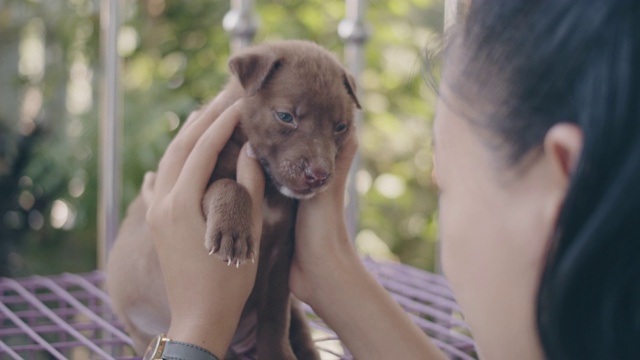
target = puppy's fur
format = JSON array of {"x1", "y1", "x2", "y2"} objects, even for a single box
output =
[{"x1": 107, "y1": 40, "x2": 360, "y2": 359}]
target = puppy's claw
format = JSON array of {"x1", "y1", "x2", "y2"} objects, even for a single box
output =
[
  {"x1": 227, "y1": 258, "x2": 232, "y2": 266},
  {"x1": 236, "y1": 259, "x2": 240, "y2": 268},
  {"x1": 207, "y1": 243, "x2": 219, "y2": 256}
]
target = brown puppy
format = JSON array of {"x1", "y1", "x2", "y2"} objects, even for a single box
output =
[{"x1": 106, "y1": 40, "x2": 360, "y2": 359}]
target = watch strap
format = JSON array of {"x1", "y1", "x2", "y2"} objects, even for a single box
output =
[{"x1": 161, "y1": 340, "x2": 220, "y2": 360}]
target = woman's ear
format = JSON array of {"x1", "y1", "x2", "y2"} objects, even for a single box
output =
[
  {"x1": 537, "y1": 123, "x2": 583, "y2": 241},
  {"x1": 544, "y1": 123, "x2": 583, "y2": 182}
]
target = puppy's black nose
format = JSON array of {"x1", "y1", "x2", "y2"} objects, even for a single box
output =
[{"x1": 304, "y1": 168, "x2": 329, "y2": 188}]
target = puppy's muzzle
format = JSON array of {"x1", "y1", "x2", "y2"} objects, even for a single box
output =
[{"x1": 304, "y1": 167, "x2": 329, "y2": 188}]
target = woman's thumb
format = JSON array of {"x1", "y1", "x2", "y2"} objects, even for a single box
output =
[{"x1": 237, "y1": 143, "x2": 265, "y2": 230}]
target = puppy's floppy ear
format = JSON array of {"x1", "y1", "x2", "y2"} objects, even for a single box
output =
[
  {"x1": 229, "y1": 49, "x2": 283, "y2": 96},
  {"x1": 342, "y1": 72, "x2": 361, "y2": 109}
]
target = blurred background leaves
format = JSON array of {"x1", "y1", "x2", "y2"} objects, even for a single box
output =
[{"x1": 0, "y1": 0, "x2": 443, "y2": 277}]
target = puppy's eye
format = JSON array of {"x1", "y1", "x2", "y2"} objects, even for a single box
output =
[
  {"x1": 276, "y1": 111, "x2": 294, "y2": 123},
  {"x1": 334, "y1": 123, "x2": 348, "y2": 133}
]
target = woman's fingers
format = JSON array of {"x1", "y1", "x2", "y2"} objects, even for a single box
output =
[
  {"x1": 141, "y1": 171, "x2": 157, "y2": 207},
  {"x1": 176, "y1": 109, "x2": 202, "y2": 135},
  {"x1": 176, "y1": 90, "x2": 233, "y2": 135},
  {"x1": 336, "y1": 130, "x2": 359, "y2": 177},
  {"x1": 237, "y1": 143, "x2": 266, "y2": 244},
  {"x1": 172, "y1": 100, "x2": 244, "y2": 203},
  {"x1": 330, "y1": 129, "x2": 359, "y2": 198},
  {"x1": 155, "y1": 92, "x2": 237, "y2": 196}
]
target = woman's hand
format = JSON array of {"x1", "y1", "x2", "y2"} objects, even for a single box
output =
[
  {"x1": 143, "y1": 93, "x2": 265, "y2": 358},
  {"x1": 289, "y1": 130, "x2": 447, "y2": 359},
  {"x1": 289, "y1": 131, "x2": 359, "y2": 304}
]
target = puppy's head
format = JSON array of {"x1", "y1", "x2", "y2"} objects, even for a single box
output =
[{"x1": 229, "y1": 41, "x2": 361, "y2": 199}]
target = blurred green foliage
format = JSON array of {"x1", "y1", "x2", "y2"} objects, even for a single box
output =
[{"x1": 0, "y1": 0, "x2": 443, "y2": 277}]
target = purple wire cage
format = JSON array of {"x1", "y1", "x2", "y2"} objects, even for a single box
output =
[{"x1": 0, "y1": 258, "x2": 476, "y2": 360}]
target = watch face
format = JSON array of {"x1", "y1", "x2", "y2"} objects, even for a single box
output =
[{"x1": 142, "y1": 334, "x2": 163, "y2": 360}]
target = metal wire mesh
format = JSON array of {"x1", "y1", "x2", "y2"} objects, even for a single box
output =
[
  {"x1": 0, "y1": 272, "x2": 133, "y2": 359},
  {"x1": 0, "y1": 258, "x2": 476, "y2": 360}
]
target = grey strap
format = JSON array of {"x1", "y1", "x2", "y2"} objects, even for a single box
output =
[{"x1": 161, "y1": 340, "x2": 220, "y2": 360}]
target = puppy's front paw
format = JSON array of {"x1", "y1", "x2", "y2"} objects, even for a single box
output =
[
  {"x1": 205, "y1": 216, "x2": 254, "y2": 267},
  {"x1": 203, "y1": 179, "x2": 255, "y2": 267}
]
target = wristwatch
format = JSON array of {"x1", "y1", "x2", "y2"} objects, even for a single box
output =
[{"x1": 142, "y1": 334, "x2": 220, "y2": 360}]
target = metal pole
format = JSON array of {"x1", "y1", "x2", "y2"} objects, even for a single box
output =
[
  {"x1": 339, "y1": 0, "x2": 369, "y2": 241},
  {"x1": 98, "y1": 0, "x2": 121, "y2": 270},
  {"x1": 223, "y1": 0, "x2": 259, "y2": 53}
]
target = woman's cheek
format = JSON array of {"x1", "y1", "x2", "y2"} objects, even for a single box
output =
[{"x1": 438, "y1": 196, "x2": 457, "y2": 279}]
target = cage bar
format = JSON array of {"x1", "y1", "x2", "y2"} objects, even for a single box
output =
[{"x1": 98, "y1": 0, "x2": 122, "y2": 270}]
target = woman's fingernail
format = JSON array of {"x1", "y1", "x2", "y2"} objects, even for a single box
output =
[{"x1": 246, "y1": 143, "x2": 257, "y2": 159}]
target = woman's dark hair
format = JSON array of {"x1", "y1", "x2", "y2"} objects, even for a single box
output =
[{"x1": 450, "y1": 1, "x2": 640, "y2": 358}]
